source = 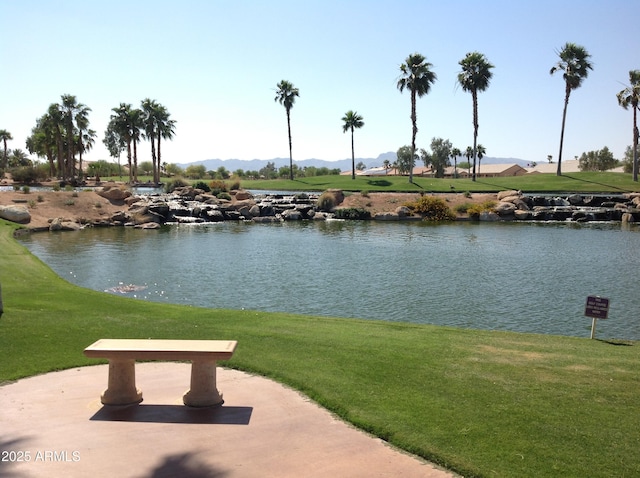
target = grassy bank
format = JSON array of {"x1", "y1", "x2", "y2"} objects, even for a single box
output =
[
  {"x1": 1, "y1": 221, "x2": 639, "y2": 477},
  {"x1": 238, "y1": 171, "x2": 640, "y2": 193}
]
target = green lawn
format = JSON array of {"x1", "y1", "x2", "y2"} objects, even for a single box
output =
[
  {"x1": 1, "y1": 220, "x2": 639, "y2": 477},
  {"x1": 107, "y1": 171, "x2": 640, "y2": 194}
]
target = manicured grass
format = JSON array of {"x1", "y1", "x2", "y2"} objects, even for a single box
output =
[
  {"x1": 1, "y1": 221, "x2": 639, "y2": 477},
  {"x1": 105, "y1": 170, "x2": 640, "y2": 194},
  {"x1": 240, "y1": 171, "x2": 640, "y2": 193}
]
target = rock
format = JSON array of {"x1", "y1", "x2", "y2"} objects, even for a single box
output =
[
  {"x1": 499, "y1": 195, "x2": 521, "y2": 204},
  {"x1": 567, "y1": 194, "x2": 584, "y2": 206},
  {"x1": 252, "y1": 216, "x2": 281, "y2": 223},
  {"x1": 479, "y1": 211, "x2": 500, "y2": 221},
  {"x1": 0, "y1": 205, "x2": 31, "y2": 224},
  {"x1": 282, "y1": 209, "x2": 302, "y2": 221},
  {"x1": 373, "y1": 213, "x2": 400, "y2": 221},
  {"x1": 495, "y1": 202, "x2": 516, "y2": 216},
  {"x1": 135, "y1": 222, "x2": 161, "y2": 229},
  {"x1": 513, "y1": 198, "x2": 530, "y2": 210},
  {"x1": 497, "y1": 190, "x2": 521, "y2": 201},
  {"x1": 234, "y1": 190, "x2": 253, "y2": 201},
  {"x1": 97, "y1": 186, "x2": 131, "y2": 201},
  {"x1": 514, "y1": 210, "x2": 531, "y2": 220},
  {"x1": 395, "y1": 206, "x2": 411, "y2": 217}
]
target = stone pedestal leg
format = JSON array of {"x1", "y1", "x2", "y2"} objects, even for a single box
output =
[
  {"x1": 183, "y1": 360, "x2": 223, "y2": 407},
  {"x1": 101, "y1": 359, "x2": 143, "y2": 406}
]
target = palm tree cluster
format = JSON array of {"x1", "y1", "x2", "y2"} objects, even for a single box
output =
[
  {"x1": 104, "y1": 100, "x2": 176, "y2": 184},
  {"x1": 25, "y1": 95, "x2": 95, "y2": 182}
]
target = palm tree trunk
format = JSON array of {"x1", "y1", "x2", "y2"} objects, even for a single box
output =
[
  {"x1": 472, "y1": 91, "x2": 478, "y2": 182},
  {"x1": 557, "y1": 87, "x2": 571, "y2": 176},
  {"x1": 126, "y1": 140, "x2": 133, "y2": 184},
  {"x1": 351, "y1": 126, "x2": 356, "y2": 180},
  {"x1": 157, "y1": 135, "x2": 162, "y2": 184},
  {"x1": 286, "y1": 109, "x2": 293, "y2": 181},
  {"x1": 409, "y1": 90, "x2": 417, "y2": 183},
  {"x1": 150, "y1": 132, "x2": 157, "y2": 185},
  {"x1": 633, "y1": 106, "x2": 638, "y2": 182},
  {"x1": 133, "y1": 139, "x2": 139, "y2": 183}
]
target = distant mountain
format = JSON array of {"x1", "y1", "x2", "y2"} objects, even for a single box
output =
[{"x1": 182, "y1": 152, "x2": 528, "y2": 172}]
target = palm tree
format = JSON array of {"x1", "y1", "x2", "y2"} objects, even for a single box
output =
[
  {"x1": 75, "y1": 105, "x2": 94, "y2": 180},
  {"x1": 464, "y1": 146, "x2": 473, "y2": 175},
  {"x1": 476, "y1": 144, "x2": 486, "y2": 176},
  {"x1": 108, "y1": 104, "x2": 136, "y2": 183},
  {"x1": 274, "y1": 80, "x2": 299, "y2": 181},
  {"x1": 397, "y1": 53, "x2": 437, "y2": 183},
  {"x1": 457, "y1": 51, "x2": 494, "y2": 182},
  {"x1": 617, "y1": 70, "x2": 640, "y2": 182},
  {"x1": 450, "y1": 147, "x2": 461, "y2": 178},
  {"x1": 141, "y1": 99, "x2": 175, "y2": 185},
  {"x1": 341, "y1": 110, "x2": 365, "y2": 179},
  {"x1": 0, "y1": 129, "x2": 12, "y2": 171},
  {"x1": 550, "y1": 42, "x2": 593, "y2": 176},
  {"x1": 155, "y1": 106, "x2": 176, "y2": 184},
  {"x1": 383, "y1": 159, "x2": 391, "y2": 174},
  {"x1": 60, "y1": 94, "x2": 91, "y2": 180}
]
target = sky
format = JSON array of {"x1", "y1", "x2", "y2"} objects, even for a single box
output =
[{"x1": 2, "y1": 0, "x2": 640, "y2": 169}]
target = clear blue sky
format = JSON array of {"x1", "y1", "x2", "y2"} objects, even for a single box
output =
[{"x1": 2, "y1": 0, "x2": 639, "y2": 168}]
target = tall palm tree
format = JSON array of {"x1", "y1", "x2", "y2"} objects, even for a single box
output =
[
  {"x1": 155, "y1": 106, "x2": 175, "y2": 185},
  {"x1": 617, "y1": 70, "x2": 640, "y2": 182},
  {"x1": 60, "y1": 94, "x2": 91, "y2": 180},
  {"x1": 450, "y1": 147, "x2": 461, "y2": 178},
  {"x1": 341, "y1": 110, "x2": 365, "y2": 179},
  {"x1": 550, "y1": 42, "x2": 593, "y2": 176},
  {"x1": 457, "y1": 51, "x2": 494, "y2": 182},
  {"x1": 274, "y1": 80, "x2": 299, "y2": 181},
  {"x1": 0, "y1": 129, "x2": 12, "y2": 171},
  {"x1": 75, "y1": 105, "x2": 94, "y2": 180},
  {"x1": 397, "y1": 53, "x2": 437, "y2": 183},
  {"x1": 141, "y1": 99, "x2": 175, "y2": 185},
  {"x1": 108, "y1": 103, "x2": 136, "y2": 183}
]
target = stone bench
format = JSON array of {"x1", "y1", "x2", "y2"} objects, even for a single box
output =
[{"x1": 84, "y1": 339, "x2": 237, "y2": 407}]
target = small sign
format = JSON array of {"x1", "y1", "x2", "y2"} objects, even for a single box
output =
[{"x1": 585, "y1": 296, "x2": 610, "y2": 320}]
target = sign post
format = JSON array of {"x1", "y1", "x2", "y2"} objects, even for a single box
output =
[{"x1": 584, "y1": 296, "x2": 610, "y2": 339}]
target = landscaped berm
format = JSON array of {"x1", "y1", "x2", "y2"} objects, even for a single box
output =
[{"x1": 1, "y1": 173, "x2": 640, "y2": 477}]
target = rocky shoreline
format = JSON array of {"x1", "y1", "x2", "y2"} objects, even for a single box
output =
[{"x1": 1, "y1": 185, "x2": 639, "y2": 232}]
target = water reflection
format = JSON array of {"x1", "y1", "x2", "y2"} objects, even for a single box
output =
[{"x1": 19, "y1": 221, "x2": 640, "y2": 340}]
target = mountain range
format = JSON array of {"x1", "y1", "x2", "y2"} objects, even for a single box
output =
[{"x1": 183, "y1": 152, "x2": 529, "y2": 172}]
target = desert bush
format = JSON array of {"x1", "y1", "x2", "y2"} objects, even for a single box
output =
[
  {"x1": 316, "y1": 191, "x2": 337, "y2": 211},
  {"x1": 64, "y1": 199, "x2": 75, "y2": 206},
  {"x1": 192, "y1": 181, "x2": 211, "y2": 192},
  {"x1": 334, "y1": 208, "x2": 371, "y2": 220},
  {"x1": 229, "y1": 179, "x2": 241, "y2": 190},
  {"x1": 164, "y1": 177, "x2": 190, "y2": 193},
  {"x1": 404, "y1": 196, "x2": 455, "y2": 221},
  {"x1": 463, "y1": 191, "x2": 472, "y2": 198},
  {"x1": 455, "y1": 202, "x2": 473, "y2": 214},
  {"x1": 217, "y1": 192, "x2": 232, "y2": 201},
  {"x1": 37, "y1": 195, "x2": 44, "y2": 203},
  {"x1": 209, "y1": 180, "x2": 228, "y2": 195},
  {"x1": 467, "y1": 200, "x2": 497, "y2": 217},
  {"x1": 361, "y1": 190, "x2": 370, "y2": 198},
  {"x1": 28, "y1": 199, "x2": 36, "y2": 208},
  {"x1": 22, "y1": 185, "x2": 30, "y2": 194}
]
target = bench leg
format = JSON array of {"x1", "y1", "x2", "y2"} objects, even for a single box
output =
[
  {"x1": 101, "y1": 358, "x2": 143, "y2": 406},
  {"x1": 183, "y1": 360, "x2": 223, "y2": 407}
]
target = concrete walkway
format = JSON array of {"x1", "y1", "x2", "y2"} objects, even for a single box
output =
[{"x1": 1, "y1": 363, "x2": 458, "y2": 477}]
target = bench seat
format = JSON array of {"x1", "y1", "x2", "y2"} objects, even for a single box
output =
[{"x1": 84, "y1": 339, "x2": 237, "y2": 407}]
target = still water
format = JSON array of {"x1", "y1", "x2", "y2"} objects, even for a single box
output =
[{"x1": 19, "y1": 220, "x2": 640, "y2": 340}]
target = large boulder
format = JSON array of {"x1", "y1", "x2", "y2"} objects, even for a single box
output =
[
  {"x1": 497, "y1": 190, "x2": 521, "y2": 201},
  {"x1": 0, "y1": 205, "x2": 31, "y2": 224},
  {"x1": 97, "y1": 186, "x2": 131, "y2": 201}
]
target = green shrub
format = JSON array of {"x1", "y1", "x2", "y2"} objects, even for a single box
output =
[
  {"x1": 316, "y1": 191, "x2": 337, "y2": 211},
  {"x1": 64, "y1": 199, "x2": 75, "y2": 206},
  {"x1": 467, "y1": 200, "x2": 497, "y2": 217},
  {"x1": 13, "y1": 185, "x2": 20, "y2": 191},
  {"x1": 192, "y1": 181, "x2": 211, "y2": 192},
  {"x1": 361, "y1": 190, "x2": 370, "y2": 198},
  {"x1": 404, "y1": 196, "x2": 455, "y2": 221},
  {"x1": 334, "y1": 208, "x2": 371, "y2": 220},
  {"x1": 229, "y1": 179, "x2": 241, "y2": 190},
  {"x1": 28, "y1": 199, "x2": 36, "y2": 208},
  {"x1": 463, "y1": 191, "x2": 472, "y2": 198},
  {"x1": 71, "y1": 191, "x2": 78, "y2": 198},
  {"x1": 37, "y1": 195, "x2": 44, "y2": 203},
  {"x1": 22, "y1": 185, "x2": 30, "y2": 194},
  {"x1": 455, "y1": 202, "x2": 472, "y2": 214},
  {"x1": 164, "y1": 177, "x2": 190, "y2": 193},
  {"x1": 52, "y1": 184, "x2": 61, "y2": 192},
  {"x1": 217, "y1": 192, "x2": 232, "y2": 201}
]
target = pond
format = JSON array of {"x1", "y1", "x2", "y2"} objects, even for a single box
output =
[{"x1": 19, "y1": 220, "x2": 640, "y2": 340}]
